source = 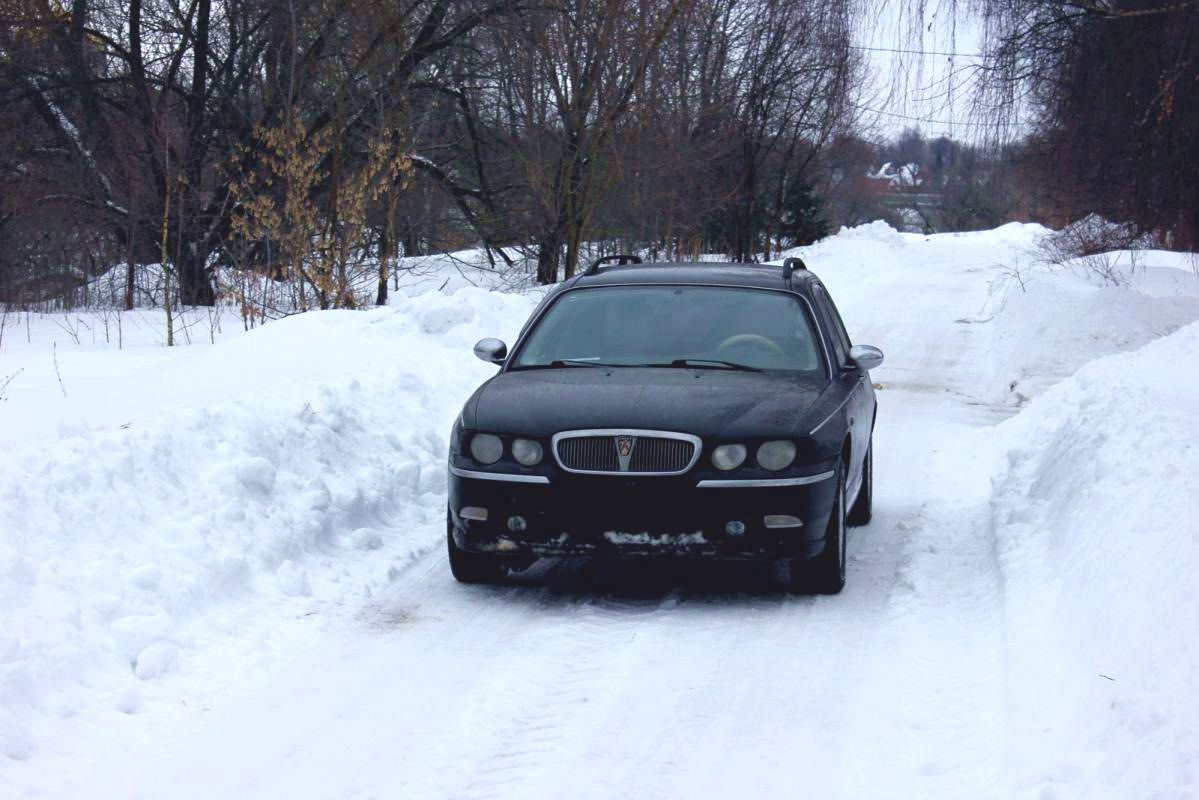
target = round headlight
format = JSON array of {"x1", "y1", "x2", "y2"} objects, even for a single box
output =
[
  {"x1": 469, "y1": 433, "x2": 503, "y2": 465},
  {"x1": 512, "y1": 438, "x2": 543, "y2": 466},
  {"x1": 711, "y1": 443, "x2": 747, "y2": 471},
  {"x1": 757, "y1": 440, "x2": 796, "y2": 471}
]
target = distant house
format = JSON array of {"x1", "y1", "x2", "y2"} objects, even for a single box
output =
[
  {"x1": 871, "y1": 162, "x2": 922, "y2": 189},
  {"x1": 865, "y1": 162, "x2": 945, "y2": 233}
]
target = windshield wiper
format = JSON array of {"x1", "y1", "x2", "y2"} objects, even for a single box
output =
[
  {"x1": 516, "y1": 358, "x2": 761, "y2": 371},
  {"x1": 552, "y1": 359, "x2": 620, "y2": 368},
  {"x1": 656, "y1": 358, "x2": 763, "y2": 372},
  {"x1": 513, "y1": 359, "x2": 625, "y2": 370}
]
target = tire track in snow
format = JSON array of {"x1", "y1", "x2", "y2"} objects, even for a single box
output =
[
  {"x1": 842, "y1": 426, "x2": 1009, "y2": 799},
  {"x1": 398, "y1": 550, "x2": 911, "y2": 800},
  {"x1": 836, "y1": 252, "x2": 1010, "y2": 797},
  {"x1": 475, "y1": 544, "x2": 912, "y2": 799},
  {"x1": 829, "y1": 249, "x2": 1011, "y2": 798},
  {"x1": 439, "y1": 571, "x2": 680, "y2": 799}
]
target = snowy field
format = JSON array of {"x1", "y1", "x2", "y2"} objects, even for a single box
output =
[{"x1": 2, "y1": 223, "x2": 1198, "y2": 799}]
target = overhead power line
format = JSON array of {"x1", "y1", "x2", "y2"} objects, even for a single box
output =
[
  {"x1": 852, "y1": 103, "x2": 999, "y2": 129},
  {"x1": 850, "y1": 44, "x2": 985, "y2": 59}
]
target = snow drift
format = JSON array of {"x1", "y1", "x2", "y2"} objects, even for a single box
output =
[
  {"x1": 0, "y1": 289, "x2": 538, "y2": 763},
  {"x1": 991, "y1": 321, "x2": 1199, "y2": 799}
]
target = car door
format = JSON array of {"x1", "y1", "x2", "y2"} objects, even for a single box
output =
[{"x1": 810, "y1": 283, "x2": 869, "y2": 496}]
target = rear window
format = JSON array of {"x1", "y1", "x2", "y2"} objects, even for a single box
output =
[{"x1": 511, "y1": 286, "x2": 826, "y2": 375}]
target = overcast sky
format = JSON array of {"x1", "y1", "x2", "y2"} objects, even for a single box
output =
[{"x1": 854, "y1": 3, "x2": 989, "y2": 141}]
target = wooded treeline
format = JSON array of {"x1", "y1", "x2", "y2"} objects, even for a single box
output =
[
  {"x1": 971, "y1": 0, "x2": 1198, "y2": 249},
  {"x1": 2, "y1": 0, "x2": 1195, "y2": 311},
  {"x1": 0, "y1": 0, "x2": 864, "y2": 307}
]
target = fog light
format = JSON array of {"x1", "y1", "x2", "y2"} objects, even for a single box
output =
[
  {"x1": 725, "y1": 520, "x2": 746, "y2": 536},
  {"x1": 507, "y1": 515, "x2": 528, "y2": 532},
  {"x1": 460, "y1": 506, "x2": 488, "y2": 521},
  {"x1": 764, "y1": 515, "x2": 803, "y2": 529},
  {"x1": 496, "y1": 538, "x2": 520, "y2": 552}
]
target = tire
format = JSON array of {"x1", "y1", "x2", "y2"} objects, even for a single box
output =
[
  {"x1": 446, "y1": 520, "x2": 509, "y2": 585},
  {"x1": 790, "y1": 467, "x2": 847, "y2": 594},
  {"x1": 847, "y1": 439, "x2": 873, "y2": 527}
]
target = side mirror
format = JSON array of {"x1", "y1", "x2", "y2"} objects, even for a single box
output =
[
  {"x1": 848, "y1": 344, "x2": 884, "y2": 371},
  {"x1": 473, "y1": 337, "x2": 508, "y2": 365}
]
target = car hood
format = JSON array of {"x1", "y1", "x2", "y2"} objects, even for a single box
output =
[{"x1": 467, "y1": 367, "x2": 831, "y2": 440}]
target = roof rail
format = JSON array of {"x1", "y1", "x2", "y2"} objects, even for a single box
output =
[
  {"x1": 782, "y1": 257, "x2": 807, "y2": 282},
  {"x1": 583, "y1": 254, "x2": 642, "y2": 275}
]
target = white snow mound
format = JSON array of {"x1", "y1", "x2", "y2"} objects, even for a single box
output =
[
  {"x1": 991, "y1": 320, "x2": 1199, "y2": 798},
  {"x1": 0, "y1": 287, "x2": 537, "y2": 760}
]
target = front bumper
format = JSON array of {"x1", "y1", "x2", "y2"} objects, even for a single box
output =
[{"x1": 448, "y1": 466, "x2": 837, "y2": 560}]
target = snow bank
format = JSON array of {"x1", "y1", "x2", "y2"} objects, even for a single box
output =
[
  {"x1": 991, "y1": 321, "x2": 1199, "y2": 799},
  {"x1": 776, "y1": 220, "x2": 1194, "y2": 419},
  {"x1": 981, "y1": 273, "x2": 1199, "y2": 406},
  {"x1": 0, "y1": 287, "x2": 538, "y2": 762},
  {"x1": 827, "y1": 219, "x2": 907, "y2": 246}
]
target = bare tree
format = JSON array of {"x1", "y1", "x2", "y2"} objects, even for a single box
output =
[
  {"x1": 2, "y1": 0, "x2": 872, "y2": 302},
  {"x1": 0, "y1": 0, "x2": 525, "y2": 305},
  {"x1": 891, "y1": 0, "x2": 1199, "y2": 248}
]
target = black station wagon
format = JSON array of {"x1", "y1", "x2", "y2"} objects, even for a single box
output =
[{"x1": 446, "y1": 256, "x2": 884, "y2": 593}]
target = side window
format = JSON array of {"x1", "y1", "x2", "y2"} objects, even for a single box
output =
[
  {"x1": 811, "y1": 285, "x2": 851, "y2": 367},
  {"x1": 823, "y1": 291, "x2": 854, "y2": 354}
]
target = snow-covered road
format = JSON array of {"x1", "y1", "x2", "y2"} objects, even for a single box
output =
[{"x1": 4, "y1": 224, "x2": 1197, "y2": 799}]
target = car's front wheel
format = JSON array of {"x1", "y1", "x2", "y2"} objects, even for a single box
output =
[
  {"x1": 446, "y1": 517, "x2": 509, "y2": 584},
  {"x1": 847, "y1": 439, "x2": 873, "y2": 526},
  {"x1": 790, "y1": 467, "x2": 847, "y2": 594}
]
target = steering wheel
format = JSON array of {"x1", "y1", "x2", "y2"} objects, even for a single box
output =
[{"x1": 716, "y1": 333, "x2": 785, "y2": 358}]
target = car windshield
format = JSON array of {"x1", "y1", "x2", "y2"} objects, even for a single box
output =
[{"x1": 511, "y1": 285, "x2": 826, "y2": 375}]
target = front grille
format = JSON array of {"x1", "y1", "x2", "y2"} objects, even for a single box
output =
[
  {"x1": 629, "y1": 437, "x2": 695, "y2": 472},
  {"x1": 557, "y1": 436, "x2": 620, "y2": 472},
  {"x1": 553, "y1": 430, "x2": 700, "y2": 475}
]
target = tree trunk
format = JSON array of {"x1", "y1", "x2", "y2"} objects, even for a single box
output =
[
  {"x1": 402, "y1": 228, "x2": 420, "y2": 258},
  {"x1": 174, "y1": 242, "x2": 215, "y2": 306},
  {"x1": 375, "y1": 267, "x2": 389, "y2": 306},
  {"x1": 377, "y1": 201, "x2": 396, "y2": 307},
  {"x1": 124, "y1": 221, "x2": 136, "y2": 311},
  {"x1": 537, "y1": 230, "x2": 561, "y2": 284}
]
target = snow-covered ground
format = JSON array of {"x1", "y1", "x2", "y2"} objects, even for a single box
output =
[{"x1": 1, "y1": 224, "x2": 1197, "y2": 799}]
